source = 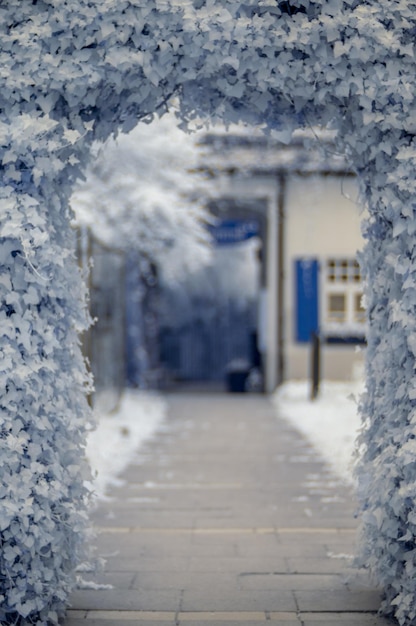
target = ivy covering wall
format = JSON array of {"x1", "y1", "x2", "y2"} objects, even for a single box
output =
[{"x1": 2, "y1": 0, "x2": 416, "y2": 623}]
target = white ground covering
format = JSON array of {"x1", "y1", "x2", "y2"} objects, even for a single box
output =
[
  {"x1": 85, "y1": 390, "x2": 167, "y2": 500},
  {"x1": 272, "y1": 378, "x2": 364, "y2": 485}
]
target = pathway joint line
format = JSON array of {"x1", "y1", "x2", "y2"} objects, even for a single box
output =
[
  {"x1": 276, "y1": 527, "x2": 355, "y2": 534},
  {"x1": 127, "y1": 482, "x2": 244, "y2": 490},
  {"x1": 85, "y1": 610, "x2": 177, "y2": 620},
  {"x1": 177, "y1": 611, "x2": 267, "y2": 621},
  {"x1": 300, "y1": 611, "x2": 381, "y2": 616},
  {"x1": 193, "y1": 527, "x2": 276, "y2": 535},
  {"x1": 95, "y1": 526, "x2": 356, "y2": 535},
  {"x1": 95, "y1": 526, "x2": 280, "y2": 535}
]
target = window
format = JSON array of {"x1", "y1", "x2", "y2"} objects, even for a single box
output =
[
  {"x1": 323, "y1": 258, "x2": 365, "y2": 339},
  {"x1": 327, "y1": 259, "x2": 361, "y2": 283},
  {"x1": 327, "y1": 293, "x2": 346, "y2": 323}
]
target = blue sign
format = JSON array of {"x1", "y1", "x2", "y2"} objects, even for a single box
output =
[
  {"x1": 209, "y1": 219, "x2": 259, "y2": 245},
  {"x1": 295, "y1": 258, "x2": 319, "y2": 343}
]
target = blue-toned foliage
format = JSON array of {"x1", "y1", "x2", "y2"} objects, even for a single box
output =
[{"x1": 2, "y1": 0, "x2": 416, "y2": 623}]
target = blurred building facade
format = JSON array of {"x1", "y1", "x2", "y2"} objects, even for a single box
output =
[
  {"x1": 78, "y1": 127, "x2": 365, "y2": 399},
  {"x1": 198, "y1": 127, "x2": 365, "y2": 389}
]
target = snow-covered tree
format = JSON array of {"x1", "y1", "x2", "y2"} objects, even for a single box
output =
[
  {"x1": 71, "y1": 110, "x2": 212, "y2": 284},
  {"x1": 3, "y1": 1, "x2": 416, "y2": 623},
  {"x1": 71, "y1": 111, "x2": 212, "y2": 390}
]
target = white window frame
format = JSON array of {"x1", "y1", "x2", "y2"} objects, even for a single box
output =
[{"x1": 321, "y1": 257, "x2": 365, "y2": 337}]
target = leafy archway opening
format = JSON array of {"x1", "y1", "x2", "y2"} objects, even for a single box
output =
[{"x1": 1, "y1": 1, "x2": 416, "y2": 624}]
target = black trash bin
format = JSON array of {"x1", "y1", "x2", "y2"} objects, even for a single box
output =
[{"x1": 225, "y1": 359, "x2": 250, "y2": 392}]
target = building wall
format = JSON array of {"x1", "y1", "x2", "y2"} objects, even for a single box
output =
[{"x1": 284, "y1": 174, "x2": 365, "y2": 381}]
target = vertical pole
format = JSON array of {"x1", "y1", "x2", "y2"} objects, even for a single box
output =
[
  {"x1": 310, "y1": 331, "x2": 321, "y2": 400},
  {"x1": 265, "y1": 189, "x2": 279, "y2": 393},
  {"x1": 277, "y1": 173, "x2": 286, "y2": 386}
]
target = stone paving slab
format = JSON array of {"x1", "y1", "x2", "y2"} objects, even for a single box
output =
[
  {"x1": 64, "y1": 392, "x2": 389, "y2": 625},
  {"x1": 179, "y1": 621, "x2": 297, "y2": 625},
  {"x1": 286, "y1": 557, "x2": 354, "y2": 575},
  {"x1": 239, "y1": 573, "x2": 347, "y2": 591},
  {"x1": 65, "y1": 615, "x2": 177, "y2": 626},
  {"x1": 187, "y1": 555, "x2": 288, "y2": 573},
  {"x1": 100, "y1": 555, "x2": 190, "y2": 573},
  {"x1": 299, "y1": 613, "x2": 395, "y2": 625},
  {"x1": 294, "y1": 588, "x2": 382, "y2": 612},
  {"x1": 180, "y1": 589, "x2": 298, "y2": 612},
  {"x1": 65, "y1": 620, "x2": 175, "y2": 626},
  {"x1": 70, "y1": 588, "x2": 182, "y2": 611}
]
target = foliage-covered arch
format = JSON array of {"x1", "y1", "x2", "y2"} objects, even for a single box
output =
[{"x1": 2, "y1": 1, "x2": 416, "y2": 623}]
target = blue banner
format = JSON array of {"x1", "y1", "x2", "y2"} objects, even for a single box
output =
[
  {"x1": 209, "y1": 219, "x2": 259, "y2": 245},
  {"x1": 295, "y1": 258, "x2": 319, "y2": 343}
]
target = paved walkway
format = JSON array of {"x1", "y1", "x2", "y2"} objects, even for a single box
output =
[{"x1": 64, "y1": 393, "x2": 393, "y2": 626}]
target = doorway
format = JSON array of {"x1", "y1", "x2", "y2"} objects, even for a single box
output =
[{"x1": 158, "y1": 210, "x2": 264, "y2": 391}]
